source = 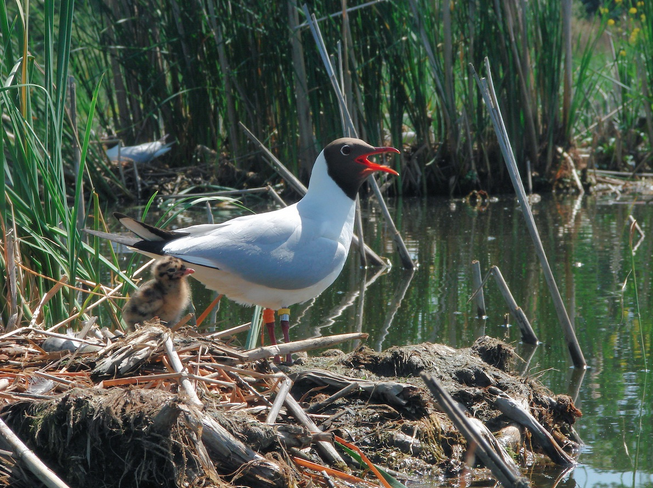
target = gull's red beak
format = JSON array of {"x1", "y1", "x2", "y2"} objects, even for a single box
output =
[{"x1": 356, "y1": 146, "x2": 400, "y2": 176}]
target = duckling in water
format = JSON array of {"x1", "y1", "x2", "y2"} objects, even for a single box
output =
[{"x1": 123, "y1": 256, "x2": 195, "y2": 331}]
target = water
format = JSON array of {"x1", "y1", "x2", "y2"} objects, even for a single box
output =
[{"x1": 160, "y1": 192, "x2": 653, "y2": 487}]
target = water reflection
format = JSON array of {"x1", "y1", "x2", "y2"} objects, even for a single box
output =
[{"x1": 178, "y1": 193, "x2": 653, "y2": 487}]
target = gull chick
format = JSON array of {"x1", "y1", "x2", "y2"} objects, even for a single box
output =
[{"x1": 123, "y1": 256, "x2": 195, "y2": 331}]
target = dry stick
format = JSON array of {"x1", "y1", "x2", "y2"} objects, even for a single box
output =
[
  {"x1": 47, "y1": 281, "x2": 125, "y2": 332},
  {"x1": 421, "y1": 373, "x2": 531, "y2": 488},
  {"x1": 277, "y1": 374, "x2": 345, "y2": 465},
  {"x1": 302, "y1": 5, "x2": 415, "y2": 270},
  {"x1": 239, "y1": 122, "x2": 385, "y2": 267},
  {"x1": 199, "y1": 415, "x2": 285, "y2": 487},
  {"x1": 473, "y1": 59, "x2": 586, "y2": 368},
  {"x1": 163, "y1": 335, "x2": 203, "y2": 408},
  {"x1": 492, "y1": 393, "x2": 575, "y2": 466},
  {"x1": 29, "y1": 277, "x2": 68, "y2": 328},
  {"x1": 244, "y1": 332, "x2": 368, "y2": 361},
  {"x1": 266, "y1": 376, "x2": 293, "y2": 424},
  {"x1": 0, "y1": 327, "x2": 99, "y2": 346},
  {"x1": 490, "y1": 266, "x2": 538, "y2": 344},
  {"x1": 0, "y1": 418, "x2": 71, "y2": 488},
  {"x1": 266, "y1": 185, "x2": 288, "y2": 207},
  {"x1": 203, "y1": 322, "x2": 251, "y2": 340},
  {"x1": 307, "y1": 382, "x2": 359, "y2": 413},
  {"x1": 471, "y1": 261, "x2": 486, "y2": 318},
  {"x1": 556, "y1": 146, "x2": 584, "y2": 195}
]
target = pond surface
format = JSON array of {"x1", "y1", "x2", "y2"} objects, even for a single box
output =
[{"x1": 160, "y1": 191, "x2": 653, "y2": 487}]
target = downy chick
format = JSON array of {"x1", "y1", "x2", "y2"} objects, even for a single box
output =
[{"x1": 123, "y1": 256, "x2": 194, "y2": 331}]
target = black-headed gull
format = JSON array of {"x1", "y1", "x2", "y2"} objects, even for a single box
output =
[
  {"x1": 88, "y1": 137, "x2": 399, "y2": 362},
  {"x1": 122, "y1": 256, "x2": 195, "y2": 331},
  {"x1": 105, "y1": 136, "x2": 174, "y2": 164}
]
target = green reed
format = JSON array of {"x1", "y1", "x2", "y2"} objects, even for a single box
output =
[{"x1": 0, "y1": 0, "x2": 129, "y2": 329}]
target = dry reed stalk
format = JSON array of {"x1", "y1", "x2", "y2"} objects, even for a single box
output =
[
  {"x1": 490, "y1": 266, "x2": 538, "y2": 344},
  {"x1": 0, "y1": 418, "x2": 72, "y2": 488},
  {"x1": 473, "y1": 59, "x2": 586, "y2": 368},
  {"x1": 471, "y1": 260, "x2": 486, "y2": 318},
  {"x1": 421, "y1": 373, "x2": 530, "y2": 488}
]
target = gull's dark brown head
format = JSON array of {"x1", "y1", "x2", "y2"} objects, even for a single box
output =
[
  {"x1": 153, "y1": 256, "x2": 195, "y2": 282},
  {"x1": 323, "y1": 138, "x2": 399, "y2": 199}
]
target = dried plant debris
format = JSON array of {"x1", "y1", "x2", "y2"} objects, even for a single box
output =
[{"x1": 0, "y1": 324, "x2": 582, "y2": 487}]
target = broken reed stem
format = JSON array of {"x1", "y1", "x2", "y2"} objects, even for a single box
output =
[
  {"x1": 302, "y1": 5, "x2": 415, "y2": 270},
  {"x1": 0, "y1": 418, "x2": 71, "y2": 488},
  {"x1": 490, "y1": 266, "x2": 538, "y2": 344},
  {"x1": 244, "y1": 332, "x2": 368, "y2": 361},
  {"x1": 493, "y1": 393, "x2": 575, "y2": 466},
  {"x1": 420, "y1": 373, "x2": 531, "y2": 488},
  {"x1": 29, "y1": 277, "x2": 69, "y2": 328},
  {"x1": 203, "y1": 321, "x2": 251, "y2": 339},
  {"x1": 556, "y1": 146, "x2": 584, "y2": 194},
  {"x1": 473, "y1": 58, "x2": 586, "y2": 368},
  {"x1": 266, "y1": 376, "x2": 293, "y2": 424},
  {"x1": 163, "y1": 335, "x2": 203, "y2": 408},
  {"x1": 307, "y1": 381, "x2": 360, "y2": 413},
  {"x1": 471, "y1": 260, "x2": 486, "y2": 318}
]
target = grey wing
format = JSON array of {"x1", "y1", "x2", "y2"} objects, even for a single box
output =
[{"x1": 163, "y1": 212, "x2": 348, "y2": 290}]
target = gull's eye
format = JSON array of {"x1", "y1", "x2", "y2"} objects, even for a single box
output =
[{"x1": 340, "y1": 145, "x2": 351, "y2": 156}]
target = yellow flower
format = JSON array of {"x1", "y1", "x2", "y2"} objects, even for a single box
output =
[
  {"x1": 608, "y1": 18, "x2": 616, "y2": 26},
  {"x1": 642, "y1": 14, "x2": 646, "y2": 21},
  {"x1": 619, "y1": 49, "x2": 627, "y2": 56},
  {"x1": 637, "y1": 1, "x2": 644, "y2": 6},
  {"x1": 629, "y1": 7, "x2": 637, "y2": 14},
  {"x1": 630, "y1": 28, "x2": 640, "y2": 43},
  {"x1": 615, "y1": 0, "x2": 623, "y2": 4},
  {"x1": 600, "y1": 7, "x2": 609, "y2": 14}
]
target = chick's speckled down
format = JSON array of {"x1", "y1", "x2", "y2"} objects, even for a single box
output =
[{"x1": 123, "y1": 256, "x2": 194, "y2": 330}]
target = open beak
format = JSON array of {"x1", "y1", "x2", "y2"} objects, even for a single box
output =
[{"x1": 356, "y1": 146, "x2": 400, "y2": 176}]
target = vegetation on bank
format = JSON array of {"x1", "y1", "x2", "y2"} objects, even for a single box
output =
[{"x1": 2, "y1": 0, "x2": 653, "y2": 329}]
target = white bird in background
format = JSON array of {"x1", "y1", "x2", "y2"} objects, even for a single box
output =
[
  {"x1": 105, "y1": 135, "x2": 174, "y2": 164},
  {"x1": 88, "y1": 137, "x2": 399, "y2": 363},
  {"x1": 122, "y1": 256, "x2": 195, "y2": 331}
]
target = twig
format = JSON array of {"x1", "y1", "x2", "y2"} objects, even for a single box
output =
[
  {"x1": 279, "y1": 375, "x2": 344, "y2": 465},
  {"x1": 203, "y1": 322, "x2": 251, "y2": 339},
  {"x1": 471, "y1": 261, "x2": 486, "y2": 318},
  {"x1": 556, "y1": 146, "x2": 584, "y2": 194},
  {"x1": 266, "y1": 376, "x2": 293, "y2": 424},
  {"x1": 0, "y1": 418, "x2": 71, "y2": 488},
  {"x1": 490, "y1": 266, "x2": 538, "y2": 344},
  {"x1": 421, "y1": 373, "x2": 530, "y2": 488},
  {"x1": 244, "y1": 332, "x2": 368, "y2": 361},
  {"x1": 307, "y1": 382, "x2": 359, "y2": 413},
  {"x1": 163, "y1": 335, "x2": 203, "y2": 407},
  {"x1": 491, "y1": 390, "x2": 575, "y2": 466}
]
